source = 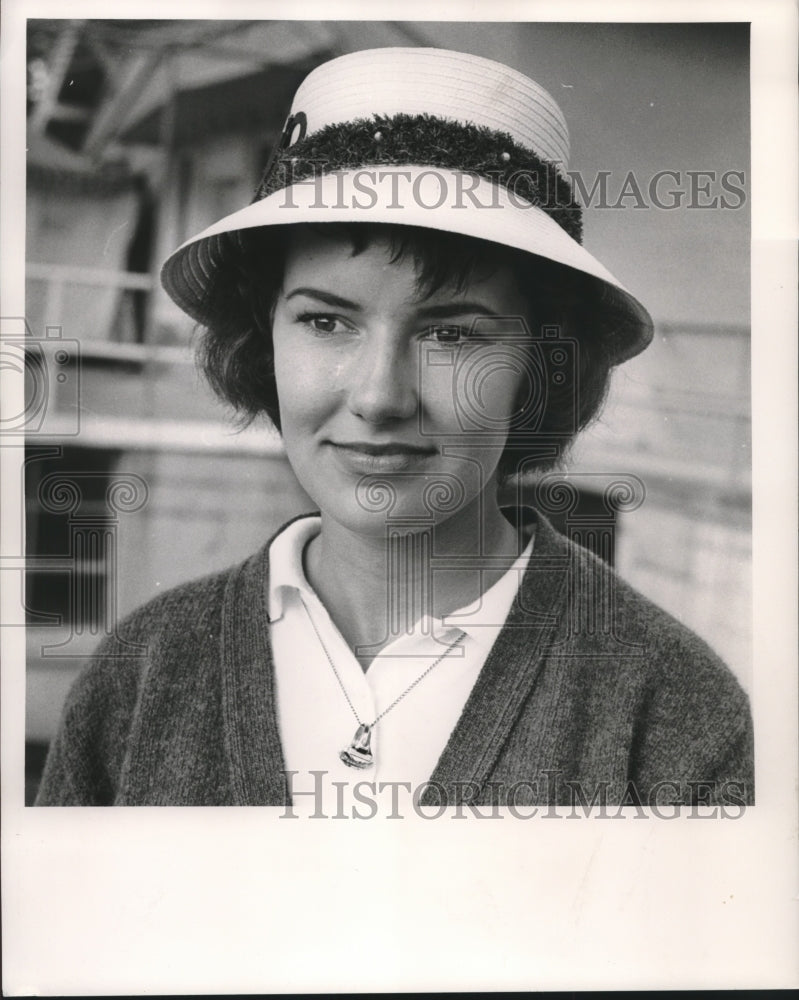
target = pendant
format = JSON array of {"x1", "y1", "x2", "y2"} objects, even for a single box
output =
[{"x1": 340, "y1": 723, "x2": 374, "y2": 769}]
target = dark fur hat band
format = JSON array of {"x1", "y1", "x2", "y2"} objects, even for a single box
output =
[{"x1": 256, "y1": 113, "x2": 583, "y2": 243}]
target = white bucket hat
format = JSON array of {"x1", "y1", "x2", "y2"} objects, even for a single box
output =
[{"x1": 161, "y1": 47, "x2": 653, "y2": 362}]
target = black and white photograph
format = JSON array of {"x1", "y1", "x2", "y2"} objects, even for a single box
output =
[
  {"x1": 21, "y1": 17, "x2": 756, "y2": 809},
  {"x1": 2, "y1": 0, "x2": 796, "y2": 994}
]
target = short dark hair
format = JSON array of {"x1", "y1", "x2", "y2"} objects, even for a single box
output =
[{"x1": 196, "y1": 223, "x2": 615, "y2": 478}]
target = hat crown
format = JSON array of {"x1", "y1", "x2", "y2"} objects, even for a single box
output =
[
  {"x1": 161, "y1": 46, "x2": 652, "y2": 361},
  {"x1": 288, "y1": 47, "x2": 571, "y2": 168}
]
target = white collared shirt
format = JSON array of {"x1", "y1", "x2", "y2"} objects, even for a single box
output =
[{"x1": 269, "y1": 516, "x2": 534, "y2": 808}]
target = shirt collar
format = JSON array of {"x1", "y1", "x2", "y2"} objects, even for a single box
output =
[
  {"x1": 268, "y1": 514, "x2": 322, "y2": 623},
  {"x1": 268, "y1": 515, "x2": 535, "y2": 652},
  {"x1": 438, "y1": 531, "x2": 535, "y2": 651}
]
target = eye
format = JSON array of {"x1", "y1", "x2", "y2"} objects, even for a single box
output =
[
  {"x1": 297, "y1": 313, "x2": 347, "y2": 335},
  {"x1": 426, "y1": 324, "x2": 467, "y2": 344}
]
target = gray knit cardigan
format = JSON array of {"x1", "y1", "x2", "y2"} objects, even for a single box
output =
[{"x1": 35, "y1": 512, "x2": 754, "y2": 808}]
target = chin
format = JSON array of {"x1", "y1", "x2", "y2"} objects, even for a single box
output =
[
  {"x1": 320, "y1": 477, "x2": 493, "y2": 544},
  {"x1": 319, "y1": 492, "x2": 433, "y2": 536},
  {"x1": 291, "y1": 445, "x2": 502, "y2": 538}
]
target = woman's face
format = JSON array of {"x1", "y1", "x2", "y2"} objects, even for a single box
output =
[{"x1": 271, "y1": 228, "x2": 532, "y2": 536}]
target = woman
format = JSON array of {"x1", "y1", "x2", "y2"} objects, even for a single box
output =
[{"x1": 36, "y1": 47, "x2": 753, "y2": 809}]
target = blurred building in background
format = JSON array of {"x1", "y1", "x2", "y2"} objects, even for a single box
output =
[{"x1": 22, "y1": 19, "x2": 751, "y2": 800}]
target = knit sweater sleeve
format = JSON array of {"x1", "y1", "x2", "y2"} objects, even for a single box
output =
[
  {"x1": 34, "y1": 627, "x2": 148, "y2": 805},
  {"x1": 34, "y1": 566, "x2": 232, "y2": 806},
  {"x1": 623, "y1": 588, "x2": 755, "y2": 805}
]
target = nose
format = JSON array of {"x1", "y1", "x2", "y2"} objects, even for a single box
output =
[{"x1": 346, "y1": 332, "x2": 418, "y2": 424}]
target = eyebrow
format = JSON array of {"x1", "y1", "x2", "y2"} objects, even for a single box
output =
[
  {"x1": 420, "y1": 301, "x2": 500, "y2": 318},
  {"x1": 284, "y1": 287, "x2": 362, "y2": 310},
  {"x1": 283, "y1": 287, "x2": 499, "y2": 317}
]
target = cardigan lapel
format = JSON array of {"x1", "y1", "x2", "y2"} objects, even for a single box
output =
[
  {"x1": 426, "y1": 513, "x2": 571, "y2": 804},
  {"x1": 220, "y1": 537, "x2": 289, "y2": 805}
]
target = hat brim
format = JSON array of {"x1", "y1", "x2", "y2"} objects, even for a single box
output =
[{"x1": 160, "y1": 165, "x2": 653, "y2": 362}]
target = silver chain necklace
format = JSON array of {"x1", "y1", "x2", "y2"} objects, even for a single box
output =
[{"x1": 300, "y1": 596, "x2": 466, "y2": 769}]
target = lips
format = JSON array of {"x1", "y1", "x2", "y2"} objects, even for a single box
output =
[
  {"x1": 335, "y1": 441, "x2": 434, "y2": 456},
  {"x1": 329, "y1": 440, "x2": 436, "y2": 473}
]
